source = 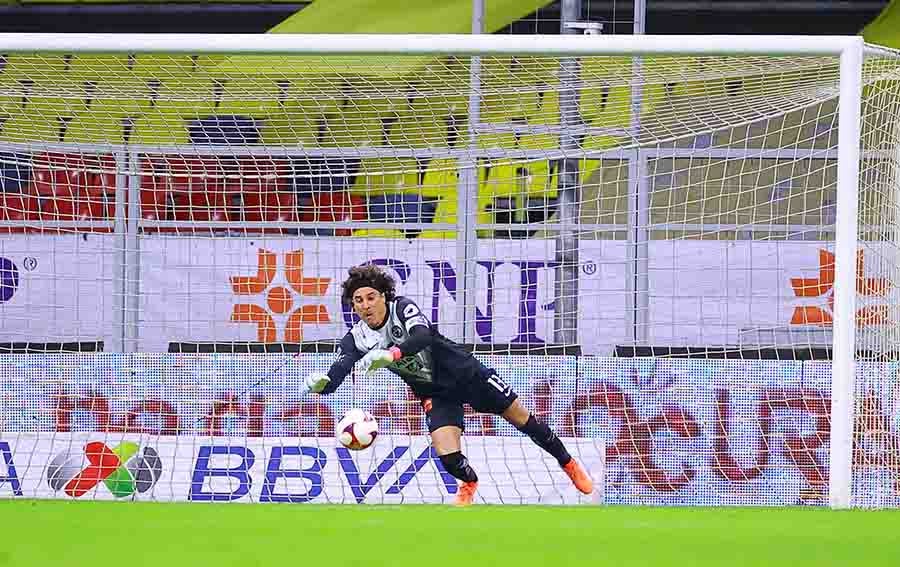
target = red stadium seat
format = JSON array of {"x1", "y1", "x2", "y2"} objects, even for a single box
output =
[
  {"x1": 183, "y1": 187, "x2": 229, "y2": 222},
  {"x1": 37, "y1": 192, "x2": 78, "y2": 222},
  {"x1": 29, "y1": 152, "x2": 120, "y2": 232},
  {"x1": 224, "y1": 157, "x2": 288, "y2": 195},
  {"x1": 223, "y1": 158, "x2": 292, "y2": 232},
  {"x1": 301, "y1": 191, "x2": 366, "y2": 236},
  {"x1": 241, "y1": 190, "x2": 296, "y2": 221},
  {"x1": 84, "y1": 154, "x2": 118, "y2": 194},
  {"x1": 76, "y1": 187, "x2": 115, "y2": 231},
  {"x1": 29, "y1": 152, "x2": 88, "y2": 198},
  {"x1": 0, "y1": 193, "x2": 37, "y2": 233},
  {"x1": 140, "y1": 155, "x2": 171, "y2": 226}
]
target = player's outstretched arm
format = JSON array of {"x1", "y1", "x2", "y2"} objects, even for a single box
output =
[{"x1": 304, "y1": 332, "x2": 362, "y2": 396}]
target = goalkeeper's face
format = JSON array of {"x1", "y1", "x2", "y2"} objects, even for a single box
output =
[{"x1": 352, "y1": 286, "x2": 388, "y2": 329}]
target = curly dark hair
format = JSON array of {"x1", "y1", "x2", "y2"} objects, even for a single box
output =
[{"x1": 341, "y1": 264, "x2": 396, "y2": 305}]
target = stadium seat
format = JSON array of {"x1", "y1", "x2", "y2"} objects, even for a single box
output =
[
  {"x1": 128, "y1": 54, "x2": 218, "y2": 80},
  {"x1": 519, "y1": 133, "x2": 559, "y2": 152},
  {"x1": 353, "y1": 193, "x2": 437, "y2": 239},
  {"x1": 240, "y1": 189, "x2": 297, "y2": 222},
  {"x1": 77, "y1": 185, "x2": 115, "y2": 226},
  {"x1": 259, "y1": 93, "x2": 338, "y2": 147},
  {"x1": 481, "y1": 91, "x2": 536, "y2": 125},
  {"x1": 0, "y1": 93, "x2": 21, "y2": 121},
  {"x1": 27, "y1": 96, "x2": 87, "y2": 122},
  {"x1": 138, "y1": 155, "x2": 226, "y2": 232},
  {"x1": 0, "y1": 113, "x2": 65, "y2": 143},
  {"x1": 528, "y1": 88, "x2": 560, "y2": 125},
  {"x1": 0, "y1": 192, "x2": 37, "y2": 233},
  {"x1": 581, "y1": 84, "x2": 632, "y2": 129},
  {"x1": 208, "y1": 79, "x2": 286, "y2": 146},
  {"x1": 224, "y1": 158, "x2": 293, "y2": 231},
  {"x1": 65, "y1": 99, "x2": 147, "y2": 145},
  {"x1": 300, "y1": 191, "x2": 366, "y2": 237},
  {"x1": 353, "y1": 157, "x2": 433, "y2": 237},
  {"x1": 224, "y1": 157, "x2": 288, "y2": 195},
  {"x1": 29, "y1": 153, "x2": 88, "y2": 198},
  {"x1": 387, "y1": 114, "x2": 448, "y2": 148},
  {"x1": 351, "y1": 227, "x2": 408, "y2": 238},
  {"x1": 481, "y1": 159, "x2": 542, "y2": 199},
  {"x1": 77, "y1": 153, "x2": 120, "y2": 229},
  {"x1": 131, "y1": 100, "x2": 214, "y2": 146},
  {"x1": 408, "y1": 91, "x2": 468, "y2": 123},
  {"x1": 320, "y1": 106, "x2": 383, "y2": 149},
  {"x1": 0, "y1": 152, "x2": 31, "y2": 193},
  {"x1": 289, "y1": 157, "x2": 359, "y2": 195},
  {"x1": 367, "y1": 193, "x2": 436, "y2": 223},
  {"x1": 479, "y1": 157, "x2": 558, "y2": 238},
  {"x1": 350, "y1": 158, "x2": 420, "y2": 196},
  {"x1": 27, "y1": 153, "x2": 106, "y2": 229},
  {"x1": 68, "y1": 55, "x2": 130, "y2": 82},
  {"x1": 165, "y1": 157, "x2": 228, "y2": 223},
  {"x1": 259, "y1": 104, "x2": 321, "y2": 147},
  {"x1": 417, "y1": 159, "x2": 492, "y2": 239},
  {"x1": 0, "y1": 55, "x2": 71, "y2": 81},
  {"x1": 139, "y1": 174, "x2": 171, "y2": 223},
  {"x1": 478, "y1": 131, "x2": 519, "y2": 151}
]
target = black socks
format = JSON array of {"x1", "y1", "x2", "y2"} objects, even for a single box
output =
[
  {"x1": 517, "y1": 415, "x2": 572, "y2": 466},
  {"x1": 439, "y1": 451, "x2": 478, "y2": 483}
]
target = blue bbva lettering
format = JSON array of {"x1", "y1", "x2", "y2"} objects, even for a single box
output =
[
  {"x1": 336, "y1": 446, "x2": 410, "y2": 503},
  {"x1": 0, "y1": 441, "x2": 22, "y2": 496},
  {"x1": 386, "y1": 446, "x2": 457, "y2": 495},
  {"x1": 190, "y1": 445, "x2": 255, "y2": 502},
  {"x1": 189, "y1": 444, "x2": 457, "y2": 503},
  {"x1": 261, "y1": 446, "x2": 326, "y2": 503}
]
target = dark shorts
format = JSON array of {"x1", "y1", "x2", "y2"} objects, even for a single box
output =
[{"x1": 421, "y1": 369, "x2": 518, "y2": 433}]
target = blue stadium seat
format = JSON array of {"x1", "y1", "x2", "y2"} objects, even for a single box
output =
[
  {"x1": 367, "y1": 193, "x2": 436, "y2": 224},
  {"x1": 0, "y1": 153, "x2": 31, "y2": 193}
]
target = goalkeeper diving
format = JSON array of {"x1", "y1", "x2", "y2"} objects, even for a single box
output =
[{"x1": 304, "y1": 264, "x2": 594, "y2": 506}]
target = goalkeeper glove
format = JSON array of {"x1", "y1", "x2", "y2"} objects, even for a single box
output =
[
  {"x1": 360, "y1": 347, "x2": 402, "y2": 375},
  {"x1": 303, "y1": 373, "x2": 330, "y2": 394}
]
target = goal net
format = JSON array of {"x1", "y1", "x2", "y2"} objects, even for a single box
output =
[{"x1": 0, "y1": 35, "x2": 898, "y2": 508}]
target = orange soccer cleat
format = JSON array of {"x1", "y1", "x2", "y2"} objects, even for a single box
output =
[
  {"x1": 454, "y1": 481, "x2": 478, "y2": 506},
  {"x1": 562, "y1": 459, "x2": 594, "y2": 495}
]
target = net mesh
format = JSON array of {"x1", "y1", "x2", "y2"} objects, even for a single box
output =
[{"x1": 0, "y1": 45, "x2": 899, "y2": 506}]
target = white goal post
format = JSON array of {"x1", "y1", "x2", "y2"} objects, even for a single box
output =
[{"x1": 0, "y1": 33, "x2": 896, "y2": 509}]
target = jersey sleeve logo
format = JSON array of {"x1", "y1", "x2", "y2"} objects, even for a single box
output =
[
  {"x1": 391, "y1": 325, "x2": 404, "y2": 339},
  {"x1": 402, "y1": 303, "x2": 420, "y2": 318},
  {"x1": 400, "y1": 300, "x2": 429, "y2": 331}
]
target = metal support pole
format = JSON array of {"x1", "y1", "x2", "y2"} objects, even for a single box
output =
[
  {"x1": 634, "y1": 0, "x2": 647, "y2": 34},
  {"x1": 627, "y1": 0, "x2": 649, "y2": 345},
  {"x1": 455, "y1": 0, "x2": 483, "y2": 343},
  {"x1": 829, "y1": 39, "x2": 863, "y2": 510},
  {"x1": 554, "y1": 0, "x2": 582, "y2": 346},
  {"x1": 109, "y1": 150, "x2": 128, "y2": 353},
  {"x1": 626, "y1": 151, "x2": 650, "y2": 344},
  {"x1": 123, "y1": 151, "x2": 142, "y2": 353}
]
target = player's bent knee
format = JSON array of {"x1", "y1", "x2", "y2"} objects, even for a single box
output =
[{"x1": 430, "y1": 425, "x2": 463, "y2": 455}]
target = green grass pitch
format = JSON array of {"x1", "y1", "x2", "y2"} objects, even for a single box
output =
[{"x1": 1, "y1": 501, "x2": 899, "y2": 566}]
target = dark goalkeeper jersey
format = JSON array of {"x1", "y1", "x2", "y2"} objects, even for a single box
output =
[{"x1": 321, "y1": 296, "x2": 487, "y2": 398}]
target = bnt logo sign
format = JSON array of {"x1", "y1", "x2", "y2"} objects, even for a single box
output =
[
  {"x1": 47, "y1": 441, "x2": 162, "y2": 498},
  {"x1": 230, "y1": 249, "x2": 331, "y2": 342},
  {"x1": 790, "y1": 249, "x2": 891, "y2": 326}
]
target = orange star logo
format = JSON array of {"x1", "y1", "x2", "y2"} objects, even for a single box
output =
[
  {"x1": 230, "y1": 249, "x2": 330, "y2": 342},
  {"x1": 790, "y1": 249, "x2": 891, "y2": 326}
]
